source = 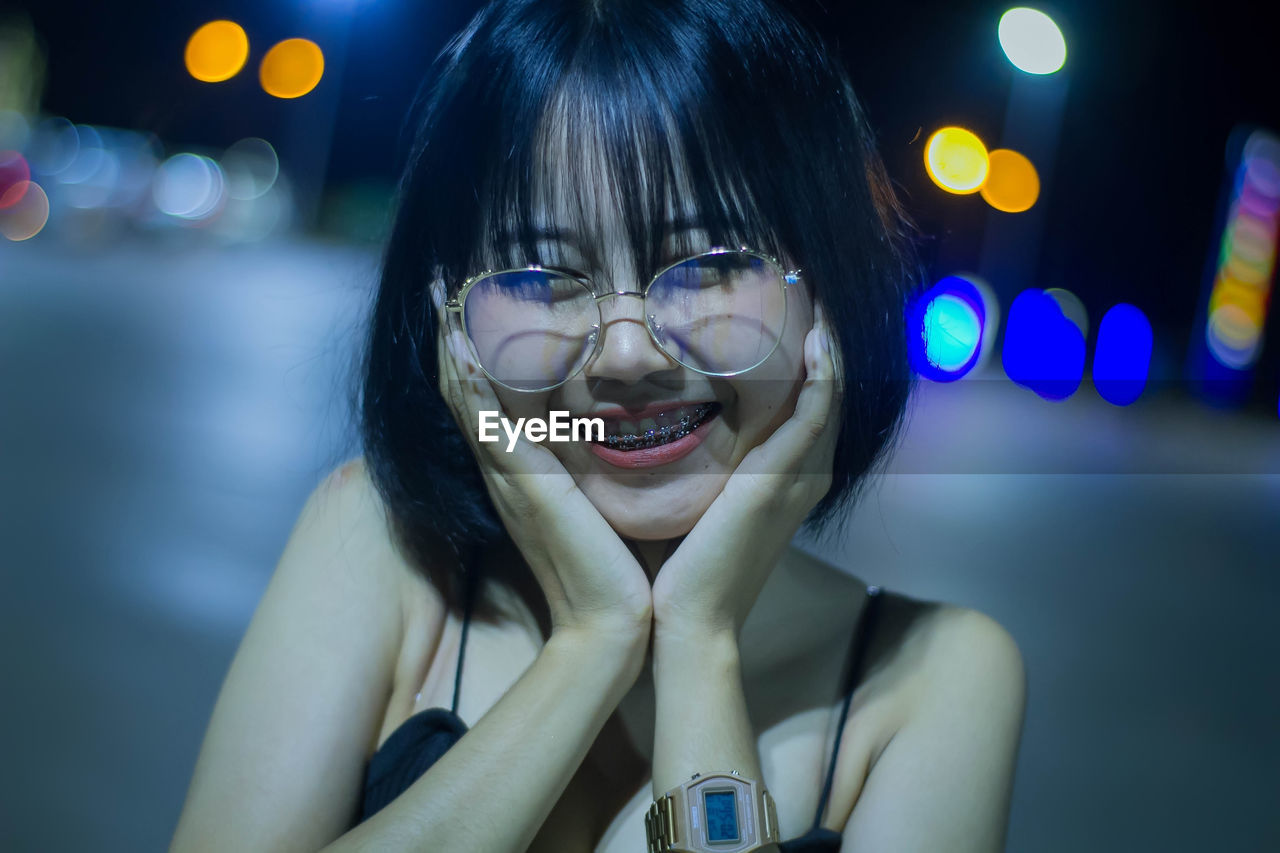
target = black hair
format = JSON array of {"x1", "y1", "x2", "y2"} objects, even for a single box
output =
[{"x1": 357, "y1": 0, "x2": 923, "y2": 615}]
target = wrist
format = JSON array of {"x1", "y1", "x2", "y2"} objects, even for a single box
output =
[
  {"x1": 653, "y1": 617, "x2": 738, "y2": 650},
  {"x1": 553, "y1": 613, "x2": 649, "y2": 660}
]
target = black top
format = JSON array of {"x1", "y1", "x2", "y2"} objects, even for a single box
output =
[{"x1": 359, "y1": 581, "x2": 885, "y2": 852}]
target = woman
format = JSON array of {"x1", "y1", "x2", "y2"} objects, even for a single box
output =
[{"x1": 171, "y1": 1, "x2": 1026, "y2": 851}]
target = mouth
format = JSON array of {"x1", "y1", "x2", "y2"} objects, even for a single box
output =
[{"x1": 592, "y1": 401, "x2": 722, "y2": 452}]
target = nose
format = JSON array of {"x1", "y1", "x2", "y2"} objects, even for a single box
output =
[{"x1": 582, "y1": 291, "x2": 681, "y2": 384}]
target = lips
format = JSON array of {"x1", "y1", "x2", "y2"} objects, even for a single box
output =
[{"x1": 591, "y1": 401, "x2": 721, "y2": 451}]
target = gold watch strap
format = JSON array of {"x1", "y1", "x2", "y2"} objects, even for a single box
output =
[
  {"x1": 644, "y1": 778, "x2": 781, "y2": 853},
  {"x1": 644, "y1": 793, "x2": 679, "y2": 853}
]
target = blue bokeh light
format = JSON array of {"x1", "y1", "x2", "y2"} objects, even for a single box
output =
[
  {"x1": 907, "y1": 276, "x2": 986, "y2": 382},
  {"x1": 1093, "y1": 303, "x2": 1153, "y2": 406},
  {"x1": 1002, "y1": 288, "x2": 1085, "y2": 400}
]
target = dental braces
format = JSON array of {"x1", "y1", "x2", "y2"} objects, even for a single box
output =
[{"x1": 598, "y1": 404, "x2": 717, "y2": 450}]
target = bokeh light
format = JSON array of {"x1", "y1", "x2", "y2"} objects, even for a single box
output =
[
  {"x1": 221, "y1": 138, "x2": 279, "y2": 200},
  {"x1": 259, "y1": 39, "x2": 325, "y2": 99},
  {"x1": 1043, "y1": 287, "x2": 1089, "y2": 341},
  {"x1": 1093, "y1": 303, "x2": 1152, "y2": 406},
  {"x1": 0, "y1": 150, "x2": 31, "y2": 208},
  {"x1": 998, "y1": 8, "x2": 1067, "y2": 75},
  {"x1": 907, "y1": 276, "x2": 987, "y2": 381},
  {"x1": 925, "y1": 127, "x2": 990, "y2": 194},
  {"x1": 185, "y1": 20, "x2": 250, "y2": 83},
  {"x1": 1202, "y1": 128, "x2": 1278, "y2": 373},
  {"x1": 100, "y1": 129, "x2": 162, "y2": 210},
  {"x1": 980, "y1": 148, "x2": 1040, "y2": 212},
  {"x1": 26, "y1": 117, "x2": 79, "y2": 177},
  {"x1": 212, "y1": 173, "x2": 293, "y2": 242},
  {"x1": 1205, "y1": 303, "x2": 1262, "y2": 370},
  {"x1": 1002, "y1": 288, "x2": 1085, "y2": 400},
  {"x1": 153, "y1": 153, "x2": 226, "y2": 221},
  {"x1": 56, "y1": 124, "x2": 104, "y2": 186},
  {"x1": 0, "y1": 180, "x2": 50, "y2": 240}
]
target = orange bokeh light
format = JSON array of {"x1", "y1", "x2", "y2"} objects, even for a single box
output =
[
  {"x1": 980, "y1": 148, "x2": 1040, "y2": 213},
  {"x1": 259, "y1": 39, "x2": 325, "y2": 99},
  {"x1": 185, "y1": 20, "x2": 250, "y2": 83}
]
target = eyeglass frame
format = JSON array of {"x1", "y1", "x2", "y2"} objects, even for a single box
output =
[{"x1": 442, "y1": 245, "x2": 804, "y2": 392}]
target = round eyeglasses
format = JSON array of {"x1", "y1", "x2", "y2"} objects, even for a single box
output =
[{"x1": 443, "y1": 246, "x2": 802, "y2": 392}]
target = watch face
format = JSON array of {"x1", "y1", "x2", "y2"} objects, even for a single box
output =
[{"x1": 703, "y1": 789, "x2": 740, "y2": 843}]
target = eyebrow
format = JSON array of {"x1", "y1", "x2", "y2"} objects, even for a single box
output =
[{"x1": 499, "y1": 215, "x2": 707, "y2": 249}]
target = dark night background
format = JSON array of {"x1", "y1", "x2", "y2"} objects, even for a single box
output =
[
  {"x1": 16, "y1": 0, "x2": 1280, "y2": 373},
  {"x1": 2, "y1": 2, "x2": 1277, "y2": 852}
]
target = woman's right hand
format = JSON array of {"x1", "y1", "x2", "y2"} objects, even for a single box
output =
[{"x1": 432, "y1": 283, "x2": 653, "y2": 641}]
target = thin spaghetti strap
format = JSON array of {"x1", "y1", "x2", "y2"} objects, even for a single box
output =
[
  {"x1": 810, "y1": 585, "x2": 884, "y2": 833},
  {"x1": 449, "y1": 553, "x2": 481, "y2": 717}
]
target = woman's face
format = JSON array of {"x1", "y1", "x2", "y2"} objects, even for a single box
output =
[{"x1": 479, "y1": 213, "x2": 815, "y2": 542}]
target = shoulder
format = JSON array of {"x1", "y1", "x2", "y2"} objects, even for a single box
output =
[
  {"x1": 866, "y1": 595, "x2": 1025, "y2": 723},
  {"x1": 258, "y1": 453, "x2": 421, "y2": 670},
  {"x1": 280, "y1": 453, "x2": 465, "y2": 666},
  {"x1": 302, "y1": 456, "x2": 411, "y2": 596},
  {"x1": 311, "y1": 455, "x2": 438, "y2": 582},
  {"x1": 834, "y1": 599, "x2": 1026, "y2": 848},
  {"x1": 170, "y1": 455, "x2": 422, "y2": 850},
  {"x1": 867, "y1": 599, "x2": 1026, "y2": 787},
  {"x1": 916, "y1": 605, "x2": 1025, "y2": 693}
]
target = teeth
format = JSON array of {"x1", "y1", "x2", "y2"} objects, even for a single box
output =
[{"x1": 597, "y1": 403, "x2": 718, "y2": 451}]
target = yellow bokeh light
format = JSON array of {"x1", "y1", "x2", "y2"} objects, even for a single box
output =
[
  {"x1": 1209, "y1": 276, "x2": 1267, "y2": 325},
  {"x1": 980, "y1": 148, "x2": 1040, "y2": 212},
  {"x1": 260, "y1": 39, "x2": 325, "y2": 99},
  {"x1": 924, "y1": 127, "x2": 989, "y2": 194},
  {"x1": 0, "y1": 180, "x2": 50, "y2": 241},
  {"x1": 185, "y1": 20, "x2": 249, "y2": 83}
]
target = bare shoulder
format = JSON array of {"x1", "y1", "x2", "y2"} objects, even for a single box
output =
[
  {"x1": 170, "y1": 454, "x2": 426, "y2": 852},
  {"x1": 860, "y1": 591, "x2": 1025, "y2": 717},
  {"x1": 780, "y1": 550, "x2": 1024, "y2": 725},
  {"x1": 914, "y1": 604, "x2": 1025, "y2": 691},
  {"x1": 839, "y1": 601, "x2": 1027, "y2": 848},
  {"x1": 315, "y1": 455, "x2": 443, "y2": 606}
]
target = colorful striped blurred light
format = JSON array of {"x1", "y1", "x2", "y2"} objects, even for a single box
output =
[{"x1": 1203, "y1": 130, "x2": 1279, "y2": 372}]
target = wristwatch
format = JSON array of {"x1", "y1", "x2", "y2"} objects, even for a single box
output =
[{"x1": 644, "y1": 770, "x2": 781, "y2": 853}]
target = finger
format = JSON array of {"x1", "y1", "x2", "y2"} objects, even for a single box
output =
[
  {"x1": 434, "y1": 286, "x2": 478, "y2": 447},
  {"x1": 736, "y1": 317, "x2": 839, "y2": 478}
]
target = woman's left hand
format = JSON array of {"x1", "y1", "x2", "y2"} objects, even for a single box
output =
[{"x1": 649, "y1": 304, "x2": 844, "y2": 639}]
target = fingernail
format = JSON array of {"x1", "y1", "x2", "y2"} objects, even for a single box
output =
[{"x1": 430, "y1": 281, "x2": 445, "y2": 311}]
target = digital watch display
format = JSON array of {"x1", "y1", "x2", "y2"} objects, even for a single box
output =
[
  {"x1": 703, "y1": 789, "x2": 740, "y2": 843},
  {"x1": 644, "y1": 771, "x2": 781, "y2": 853}
]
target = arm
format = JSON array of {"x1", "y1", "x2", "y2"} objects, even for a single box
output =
[
  {"x1": 840, "y1": 607, "x2": 1027, "y2": 852},
  {"x1": 650, "y1": 624, "x2": 761, "y2": 795},
  {"x1": 330, "y1": 624, "x2": 647, "y2": 853},
  {"x1": 170, "y1": 459, "x2": 649, "y2": 853}
]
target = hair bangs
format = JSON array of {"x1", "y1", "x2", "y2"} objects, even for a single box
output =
[{"x1": 458, "y1": 12, "x2": 793, "y2": 291}]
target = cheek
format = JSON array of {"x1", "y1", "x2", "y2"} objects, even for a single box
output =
[
  {"x1": 491, "y1": 388, "x2": 554, "y2": 421},
  {"x1": 726, "y1": 283, "x2": 812, "y2": 438}
]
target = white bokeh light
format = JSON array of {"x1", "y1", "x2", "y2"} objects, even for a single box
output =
[
  {"x1": 998, "y1": 8, "x2": 1067, "y2": 75},
  {"x1": 153, "y1": 153, "x2": 226, "y2": 220}
]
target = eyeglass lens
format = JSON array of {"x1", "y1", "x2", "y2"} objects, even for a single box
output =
[{"x1": 461, "y1": 252, "x2": 787, "y2": 391}]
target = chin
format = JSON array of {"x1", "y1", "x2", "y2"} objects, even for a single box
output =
[{"x1": 581, "y1": 474, "x2": 728, "y2": 541}]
